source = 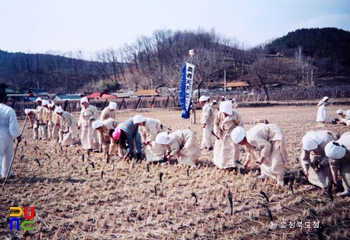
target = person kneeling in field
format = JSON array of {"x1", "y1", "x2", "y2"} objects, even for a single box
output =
[
  {"x1": 54, "y1": 106, "x2": 78, "y2": 147},
  {"x1": 300, "y1": 130, "x2": 338, "y2": 189},
  {"x1": 133, "y1": 114, "x2": 167, "y2": 163},
  {"x1": 155, "y1": 130, "x2": 201, "y2": 167},
  {"x1": 334, "y1": 109, "x2": 350, "y2": 126},
  {"x1": 325, "y1": 132, "x2": 350, "y2": 196},
  {"x1": 92, "y1": 119, "x2": 119, "y2": 154},
  {"x1": 112, "y1": 118, "x2": 142, "y2": 161},
  {"x1": 230, "y1": 124, "x2": 288, "y2": 185}
]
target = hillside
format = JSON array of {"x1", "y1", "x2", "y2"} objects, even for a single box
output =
[
  {"x1": 265, "y1": 28, "x2": 350, "y2": 68},
  {"x1": 0, "y1": 50, "x2": 124, "y2": 93},
  {"x1": 1, "y1": 28, "x2": 350, "y2": 94}
]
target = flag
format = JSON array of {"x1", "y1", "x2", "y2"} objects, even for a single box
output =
[{"x1": 179, "y1": 62, "x2": 195, "y2": 119}]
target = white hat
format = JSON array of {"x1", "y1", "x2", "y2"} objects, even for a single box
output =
[
  {"x1": 337, "y1": 109, "x2": 343, "y2": 114},
  {"x1": 24, "y1": 109, "x2": 32, "y2": 114},
  {"x1": 48, "y1": 103, "x2": 54, "y2": 108},
  {"x1": 155, "y1": 132, "x2": 169, "y2": 145},
  {"x1": 199, "y1": 96, "x2": 209, "y2": 102},
  {"x1": 322, "y1": 96, "x2": 329, "y2": 101},
  {"x1": 42, "y1": 100, "x2": 49, "y2": 106},
  {"x1": 302, "y1": 131, "x2": 322, "y2": 151},
  {"x1": 92, "y1": 120, "x2": 103, "y2": 129},
  {"x1": 212, "y1": 100, "x2": 217, "y2": 103},
  {"x1": 54, "y1": 106, "x2": 63, "y2": 113},
  {"x1": 109, "y1": 102, "x2": 117, "y2": 110},
  {"x1": 35, "y1": 97, "x2": 42, "y2": 102},
  {"x1": 219, "y1": 101, "x2": 233, "y2": 115},
  {"x1": 230, "y1": 126, "x2": 245, "y2": 144},
  {"x1": 133, "y1": 114, "x2": 145, "y2": 124},
  {"x1": 325, "y1": 141, "x2": 346, "y2": 159},
  {"x1": 80, "y1": 97, "x2": 88, "y2": 104}
]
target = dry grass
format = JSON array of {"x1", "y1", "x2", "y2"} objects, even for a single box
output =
[{"x1": 1, "y1": 105, "x2": 350, "y2": 239}]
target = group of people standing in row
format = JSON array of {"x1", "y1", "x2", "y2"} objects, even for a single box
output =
[{"x1": 1, "y1": 91, "x2": 349, "y2": 197}]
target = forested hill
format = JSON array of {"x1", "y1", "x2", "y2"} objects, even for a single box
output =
[
  {"x1": 265, "y1": 28, "x2": 350, "y2": 67},
  {"x1": 0, "y1": 50, "x2": 124, "y2": 93},
  {"x1": 1, "y1": 27, "x2": 350, "y2": 94}
]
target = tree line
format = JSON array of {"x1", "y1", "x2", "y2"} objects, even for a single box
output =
[{"x1": 0, "y1": 27, "x2": 349, "y2": 100}]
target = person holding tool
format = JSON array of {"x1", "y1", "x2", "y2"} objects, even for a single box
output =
[{"x1": 0, "y1": 84, "x2": 21, "y2": 179}]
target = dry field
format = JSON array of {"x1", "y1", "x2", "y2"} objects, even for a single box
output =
[{"x1": 1, "y1": 105, "x2": 350, "y2": 240}]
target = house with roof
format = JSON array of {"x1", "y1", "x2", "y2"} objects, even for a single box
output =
[
  {"x1": 226, "y1": 81, "x2": 250, "y2": 91},
  {"x1": 28, "y1": 88, "x2": 51, "y2": 98},
  {"x1": 53, "y1": 94, "x2": 82, "y2": 101},
  {"x1": 84, "y1": 92, "x2": 118, "y2": 99},
  {"x1": 132, "y1": 89, "x2": 159, "y2": 98}
]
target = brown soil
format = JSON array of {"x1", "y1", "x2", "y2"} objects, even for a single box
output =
[{"x1": 1, "y1": 105, "x2": 350, "y2": 239}]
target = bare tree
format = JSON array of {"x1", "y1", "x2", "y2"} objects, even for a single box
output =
[{"x1": 246, "y1": 55, "x2": 289, "y2": 101}]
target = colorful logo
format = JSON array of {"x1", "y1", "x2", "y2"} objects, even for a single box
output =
[{"x1": 9, "y1": 206, "x2": 35, "y2": 231}]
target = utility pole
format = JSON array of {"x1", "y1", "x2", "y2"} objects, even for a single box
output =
[{"x1": 150, "y1": 79, "x2": 153, "y2": 97}]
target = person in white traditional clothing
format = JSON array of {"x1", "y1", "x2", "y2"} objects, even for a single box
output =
[
  {"x1": 300, "y1": 130, "x2": 338, "y2": 189},
  {"x1": 155, "y1": 130, "x2": 201, "y2": 166},
  {"x1": 316, "y1": 96, "x2": 329, "y2": 123},
  {"x1": 325, "y1": 132, "x2": 350, "y2": 196},
  {"x1": 231, "y1": 98, "x2": 238, "y2": 110},
  {"x1": 43, "y1": 101, "x2": 53, "y2": 140},
  {"x1": 77, "y1": 97, "x2": 99, "y2": 152},
  {"x1": 231, "y1": 124, "x2": 288, "y2": 185},
  {"x1": 199, "y1": 95, "x2": 214, "y2": 151},
  {"x1": 0, "y1": 90, "x2": 21, "y2": 178},
  {"x1": 51, "y1": 105, "x2": 63, "y2": 143},
  {"x1": 55, "y1": 106, "x2": 78, "y2": 147},
  {"x1": 92, "y1": 118, "x2": 119, "y2": 154},
  {"x1": 133, "y1": 114, "x2": 167, "y2": 162},
  {"x1": 334, "y1": 109, "x2": 350, "y2": 125},
  {"x1": 189, "y1": 99, "x2": 197, "y2": 124},
  {"x1": 34, "y1": 98, "x2": 47, "y2": 140},
  {"x1": 213, "y1": 100, "x2": 244, "y2": 169},
  {"x1": 100, "y1": 102, "x2": 117, "y2": 120},
  {"x1": 24, "y1": 108, "x2": 38, "y2": 140},
  {"x1": 211, "y1": 99, "x2": 217, "y2": 107}
]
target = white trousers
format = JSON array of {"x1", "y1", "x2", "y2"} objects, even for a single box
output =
[{"x1": 0, "y1": 133, "x2": 13, "y2": 177}]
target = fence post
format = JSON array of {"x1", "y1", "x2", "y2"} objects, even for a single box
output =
[
  {"x1": 151, "y1": 97, "x2": 155, "y2": 108},
  {"x1": 119, "y1": 99, "x2": 124, "y2": 110},
  {"x1": 102, "y1": 99, "x2": 108, "y2": 110},
  {"x1": 165, "y1": 96, "x2": 169, "y2": 108},
  {"x1": 63, "y1": 100, "x2": 68, "y2": 111},
  {"x1": 135, "y1": 98, "x2": 142, "y2": 109}
]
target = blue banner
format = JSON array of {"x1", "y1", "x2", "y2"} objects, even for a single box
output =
[{"x1": 179, "y1": 63, "x2": 195, "y2": 119}]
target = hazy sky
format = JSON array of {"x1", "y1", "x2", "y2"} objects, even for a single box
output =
[{"x1": 1, "y1": 0, "x2": 349, "y2": 57}]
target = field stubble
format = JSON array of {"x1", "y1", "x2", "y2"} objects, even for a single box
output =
[{"x1": 1, "y1": 105, "x2": 350, "y2": 239}]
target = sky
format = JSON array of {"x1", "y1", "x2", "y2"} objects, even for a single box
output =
[{"x1": 1, "y1": 0, "x2": 349, "y2": 58}]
